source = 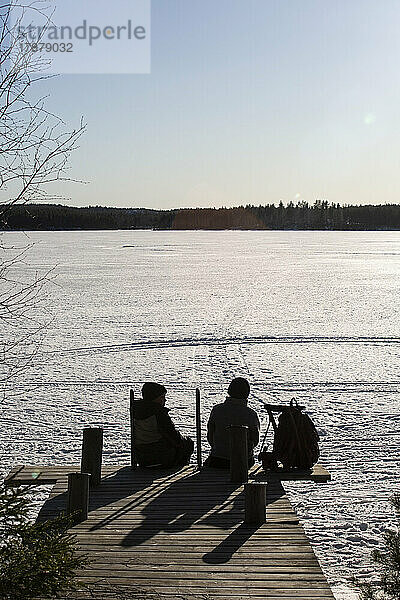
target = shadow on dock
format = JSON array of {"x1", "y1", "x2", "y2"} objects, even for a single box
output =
[
  {"x1": 7, "y1": 463, "x2": 334, "y2": 599},
  {"x1": 38, "y1": 466, "x2": 284, "y2": 558},
  {"x1": 121, "y1": 472, "x2": 244, "y2": 547}
]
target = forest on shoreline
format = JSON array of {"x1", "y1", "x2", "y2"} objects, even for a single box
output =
[{"x1": 3, "y1": 201, "x2": 400, "y2": 230}]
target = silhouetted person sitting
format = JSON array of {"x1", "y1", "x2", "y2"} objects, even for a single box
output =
[
  {"x1": 204, "y1": 377, "x2": 260, "y2": 469},
  {"x1": 134, "y1": 382, "x2": 194, "y2": 468}
]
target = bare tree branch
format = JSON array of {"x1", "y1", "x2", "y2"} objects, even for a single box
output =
[{"x1": 0, "y1": 1, "x2": 86, "y2": 400}]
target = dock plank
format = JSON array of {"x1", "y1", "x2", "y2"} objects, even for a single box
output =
[{"x1": 6, "y1": 464, "x2": 334, "y2": 599}]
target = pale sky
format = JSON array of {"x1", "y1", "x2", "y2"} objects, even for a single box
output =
[{"x1": 40, "y1": 0, "x2": 400, "y2": 209}]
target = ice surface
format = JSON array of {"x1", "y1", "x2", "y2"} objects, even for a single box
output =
[{"x1": 2, "y1": 229, "x2": 400, "y2": 599}]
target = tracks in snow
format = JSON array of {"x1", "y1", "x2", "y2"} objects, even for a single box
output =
[{"x1": 41, "y1": 335, "x2": 400, "y2": 357}]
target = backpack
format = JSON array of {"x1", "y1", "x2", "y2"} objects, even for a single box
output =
[{"x1": 271, "y1": 399, "x2": 320, "y2": 470}]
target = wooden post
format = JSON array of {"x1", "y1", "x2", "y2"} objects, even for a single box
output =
[
  {"x1": 67, "y1": 472, "x2": 89, "y2": 524},
  {"x1": 244, "y1": 482, "x2": 267, "y2": 524},
  {"x1": 130, "y1": 389, "x2": 137, "y2": 470},
  {"x1": 229, "y1": 425, "x2": 248, "y2": 483},
  {"x1": 196, "y1": 388, "x2": 202, "y2": 470},
  {"x1": 81, "y1": 427, "x2": 103, "y2": 487}
]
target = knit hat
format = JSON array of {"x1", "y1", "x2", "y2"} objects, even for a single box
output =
[
  {"x1": 228, "y1": 377, "x2": 250, "y2": 400},
  {"x1": 142, "y1": 382, "x2": 167, "y2": 402}
]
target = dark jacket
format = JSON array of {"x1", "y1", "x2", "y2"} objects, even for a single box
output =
[
  {"x1": 134, "y1": 399, "x2": 184, "y2": 448},
  {"x1": 133, "y1": 399, "x2": 192, "y2": 468},
  {"x1": 207, "y1": 397, "x2": 260, "y2": 461}
]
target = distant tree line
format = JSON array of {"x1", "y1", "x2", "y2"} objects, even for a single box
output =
[
  {"x1": 1, "y1": 204, "x2": 176, "y2": 230},
  {"x1": 3, "y1": 201, "x2": 400, "y2": 231}
]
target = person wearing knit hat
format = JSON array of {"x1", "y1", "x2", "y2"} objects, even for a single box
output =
[
  {"x1": 204, "y1": 377, "x2": 260, "y2": 469},
  {"x1": 141, "y1": 382, "x2": 167, "y2": 403},
  {"x1": 227, "y1": 377, "x2": 250, "y2": 401},
  {"x1": 133, "y1": 382, "x2": 194, "y2": 468}
]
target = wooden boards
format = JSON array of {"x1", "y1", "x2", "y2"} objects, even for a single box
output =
[
  {"x1": 4, "y1": 463, "x2": 331, "y2": 486},
  {"x1": 6, "y1": 464, "x2": 334, "y2": 599}
]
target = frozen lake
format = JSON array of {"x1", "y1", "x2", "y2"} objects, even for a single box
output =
[{"x1": 2, "y1": 229, "x2": 400, "y2": 599}]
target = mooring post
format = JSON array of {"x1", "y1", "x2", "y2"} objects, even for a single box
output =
[
  {"x1": 67, "y1": 472, "x2": 90, "y2": 524},
  {"x1": 229, "y1": 425, "x2": 248, "y2": 483},
  {"x1": 244, "y1": 482, "x2": 267, "y2": 524},
  {"x1": 196, "y1": 388, "x2": 202, "y2": 470},
  {"x1": 130, "y1": 389, "x2": 137, "y2": 470},
  {"x1": 81, "y1": 427, "x2": 103, "y2": 486}
]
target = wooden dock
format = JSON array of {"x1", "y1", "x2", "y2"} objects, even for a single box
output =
[{"x1": 5, "y1": 463, "x2": 334, "y2": 600}]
